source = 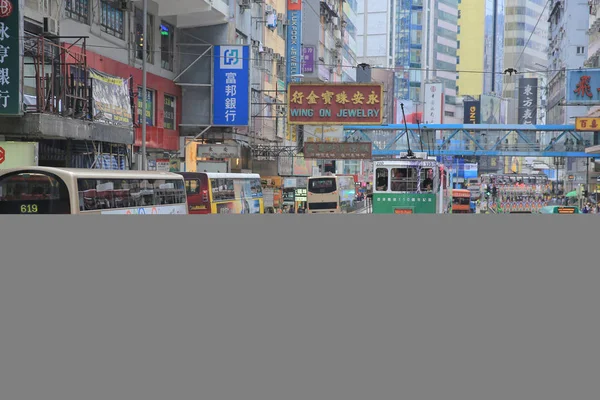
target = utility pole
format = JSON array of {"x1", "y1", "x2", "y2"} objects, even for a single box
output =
[
  {"x1": 491, "y1": 0, "x2": 498, "y2": 92},
  {"x1": 141, "y1": 0, "x2": 148, "y2": 170}
]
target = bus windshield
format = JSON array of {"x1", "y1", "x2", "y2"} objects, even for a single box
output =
[
  {"x1": 0, "y1": 171, "x2": 72, "y2": 214},
  {"x1": 308, "y1": 177, "x2": 336, "y2": 193},
  {"x1": 452, "y1": 197, "x2": 470, "y2": 205}
]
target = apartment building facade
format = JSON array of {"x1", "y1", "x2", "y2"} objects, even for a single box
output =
[
  {"x1": 394, "y1": 0, "x2": 460, "y2": 123},
  {"x1": 545, "y1": 0, "x2": 590, "y2": 124},
  {"x1": 501, "y1": 0, "x2": 548, "y2": 123},
  {"x1": 356, "y1": 0, "x2": 395, "y2": 68}
]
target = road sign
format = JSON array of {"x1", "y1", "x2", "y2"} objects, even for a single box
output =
[{"x1": 0, "y1": 146, "x2": 5, "y2": 164}]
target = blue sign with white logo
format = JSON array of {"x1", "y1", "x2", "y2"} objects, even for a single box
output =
[
  {"x1": 286, "y1": 10, "x2": 302, "y2": 83},
  {"x1": 213, "y1": 45, "x2": 250, "y2": 126}
]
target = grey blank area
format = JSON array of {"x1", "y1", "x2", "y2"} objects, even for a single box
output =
[{"x1": 0, "y1": 216, "x2": 598, "y2": 400}]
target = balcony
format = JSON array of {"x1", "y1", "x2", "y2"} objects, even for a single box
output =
[
  {"x1": 2, "y1": 32, "x2": 133, "y2": 145},
  {"x1": 155, "y1": 0, "x2": 230, "y2": 28}
]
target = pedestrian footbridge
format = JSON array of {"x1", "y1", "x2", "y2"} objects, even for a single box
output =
[{"x1": 342, "y1": 123, "x2": 600, "y2": 159}]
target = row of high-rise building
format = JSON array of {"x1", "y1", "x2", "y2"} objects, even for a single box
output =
[{"x1": 353, "y1": 0, "x2": 595, "y2": 126}]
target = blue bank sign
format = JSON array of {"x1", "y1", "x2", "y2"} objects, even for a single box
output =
[
  {"x1": 566, "y1": 68, "x2": 600, "y2": 105},
  {"x1": 212, "y1": 45, "x2": 250, "y2": 126}
]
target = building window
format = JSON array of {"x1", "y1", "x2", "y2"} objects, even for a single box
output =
[
  {"x1": 577, "y1": 46, "x2": 585, "y2": 55},
  {"x1": 138, "y1": 87, "x2": 155, "y2": 126},
  {"x1": 457, "y1": 41, "x2": 460, "y2": 49},
  {"x1": 100, "y1": 1, "x2": 124, "y2": 39},
  {"x1": 65, "y1": 0, "x2": 90, "y2": 24},
  {"x1": 135, "y1": 8, "x2": 154, "y2": 64},
  {"x1": 160, "y1": 22, "x2": 175, "y2": 71},
  {"x1": 164, "y1": 95, "x2": 176, "y2": 130}
]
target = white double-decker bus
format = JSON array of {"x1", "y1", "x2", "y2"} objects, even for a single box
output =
[
  {"x1": 306, "y1": 175, "x2": 342, "y2": 213},
  {"x1": 0, "y1": 167, "x2": 188, "y2": 214}
]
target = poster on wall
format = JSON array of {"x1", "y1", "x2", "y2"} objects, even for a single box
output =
[{"x1": 89, "y1": 69, "x2": 133, "y2": 127}]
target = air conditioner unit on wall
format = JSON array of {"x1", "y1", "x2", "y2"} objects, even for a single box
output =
[{"x1": 43, "y1": 17, "x2": 58, "y2": 37}]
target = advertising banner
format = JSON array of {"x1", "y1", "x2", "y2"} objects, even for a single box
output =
[
  {"x1": 480, "y1": 94, "x2": 501, "y2": 124},
  {"x1": 89, "y1": 69, "x2": 133, "y2": 127},
  {"x1": 288, "y1": 83, "x2": 383, "y2": 125}
]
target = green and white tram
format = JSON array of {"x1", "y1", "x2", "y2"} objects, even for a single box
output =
[{"x1": 371, "y1": 157, "x2": 451, "y2": 214}]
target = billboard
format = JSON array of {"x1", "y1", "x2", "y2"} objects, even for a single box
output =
[
  {"x1": 566, "y1": 68, "x2": 600, "y2": 104},
  {"x1": 480, "y1": 94, "x2": 501, "y2": 124},
  {"x1": 0, "y1": 0, "x2": 23, "y2": 116},
  {"x1": 212, "y1": 45, "x2": 250, "y2": 126},
  {"x1": 463, "y1": 101, "x2": 480, "y2": 124},
  {"x1": 518, "y1": 77, "x2": 538, "y2": 124},
  {"x1": 89, "y1": 69, "x2": 134, "y2": 127},
  {"x1": 287, "y1": 83, "x2": 384, "y2": 125},
  {"x1": 286, "y1": 0, "x2": 302, "y2": 83},
  {"x1": 422, "y1": 82, "x2": 443, "y2": 124},
  {"x1": 303, "y1": 142, "x2": 372, "y2": 159}
]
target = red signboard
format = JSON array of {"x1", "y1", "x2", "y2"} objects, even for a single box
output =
[
  {"x1": 394, "y1": 208, "x2": 413, "y2": 214},
  {"x1": 288, "y1": 83, "x2": 384, "y2": 125},
  {"x1": 287, "y1": 0, "x2": 301, "y2": 11},
  {"x1": 0, "y1": 146, "x2": 5, "y2": 164}
]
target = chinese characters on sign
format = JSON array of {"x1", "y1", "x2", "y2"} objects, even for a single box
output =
[
  {"x1": 288, "y1": 84, "x2": 383, "y2": 125},
  {"x1": 287, "y1": 0, "x2": 302, "y2": 83},
  {"x1": 567, "y1": 69, "x2": 600, "y2": 104},
  {"x1": 0, "y1": 0, "x2": 21, "y2": 115},
  {"x1": 302, "y1": 46, "x2": 314, "y2": 73},
  {"x1": 575, "y1": 117, "x2": 600, "y2": 132},
  {"x1": 423, "y1": 82, "x2": 443, "y2": 124},
  {"x1": 303, "y1": 142, "x2": 372, "y2": 159},
  {"x1": 213, "y1": 45, "x2": 249, "y2": 126},
  {"x1": 518, "y1": 77, "x2": 538, "y2": 124}
]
